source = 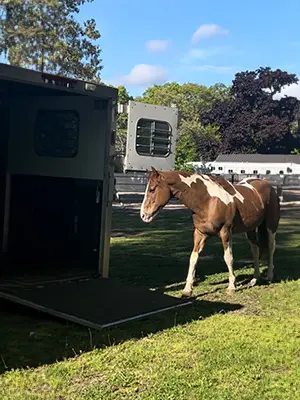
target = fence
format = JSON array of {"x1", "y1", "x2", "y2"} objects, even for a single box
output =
[{"x1": 115, "y1": 172, "x2": 300, "y2": 193}]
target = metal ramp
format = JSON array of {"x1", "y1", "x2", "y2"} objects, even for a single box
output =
[{"x1": 0, "y1": 277, "x2": 192, "y2": 329}]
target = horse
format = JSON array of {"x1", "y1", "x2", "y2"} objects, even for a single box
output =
[{"x1": 140, "y1": 167, "x2": 280, "y2": 298}]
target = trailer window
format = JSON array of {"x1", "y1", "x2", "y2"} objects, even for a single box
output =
[
  {"x1": 287, "y1": 167, "x2": 292, "y2": 173},
  {"x1": 228, "y1": 169, "x2": 233, "y2": 173},
  {"x1": 218, "y1": 166, "x2": 223, "y2": 171},
  {"x1": 266, "y1": 170, "x2": 271, "y2": 174},
  {"x1": 241, "y1": 170, "x2": 245, "y2": 173},
  {"x1": 136, "y1": 119, "x2": 171, "y2": 157},
  {"x1": 253, "y1": 170, "x2": 258, "y2": 174},
  {"x1": 35, "y1": 110, "x2": 79, "y2": 157}
]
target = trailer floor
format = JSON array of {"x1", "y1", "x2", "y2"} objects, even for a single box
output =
[{"x1": 0, "y1": 277, "x2": 192, "y2": 329}]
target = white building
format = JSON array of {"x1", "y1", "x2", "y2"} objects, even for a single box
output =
[{"x1": 187, "y1": 154, "x2": 300, "y2": 175}]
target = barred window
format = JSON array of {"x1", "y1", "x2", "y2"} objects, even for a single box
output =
[
  {"x1": 136, "y1": 119, "x2": 171, "y2": 157},
  {"x1": 35, "y1": 110, "x2": 79, "y2": 157}
]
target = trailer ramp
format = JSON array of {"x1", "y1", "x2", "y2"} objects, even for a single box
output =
[{"x1": 0, "y1": 277, "x2": 192, "y2": 329}]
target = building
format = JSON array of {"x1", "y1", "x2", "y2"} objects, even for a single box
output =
[{"x1": 188, "y1": 154, "x2": 300, "y2": 175}]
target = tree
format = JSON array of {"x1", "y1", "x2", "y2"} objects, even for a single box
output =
[
  {"x1": 0, "y1": 0, "x2": 102, "y2": 82},
  {"x1": 115, "y1": 86, "x2": 133, "y2": 159},
  {"x1": 139, "y1": 82, "x2": 230, "y2": 167},
  {"x1": 201, "y1": 67, "x2": 300, "y2": 155}
]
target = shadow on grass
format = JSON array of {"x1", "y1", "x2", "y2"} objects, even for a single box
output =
[
  {"x1": 0, "y1": 296, "x2": 243, "y2": 374},
  {"x1": 0, "y1": 205, "x2": 299, "y2": 374},
  {"x1": 110, "y1": 206, "x2": 300, "y2": 289}
]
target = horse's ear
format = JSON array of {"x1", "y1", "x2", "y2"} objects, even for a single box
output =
[{"x1": 150, "y1": 166, "x2": 160, "y2": 177}]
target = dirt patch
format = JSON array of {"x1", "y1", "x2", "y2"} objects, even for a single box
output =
[{"x1": 111, "y1": 231, "x2": 147, "y2": 238}]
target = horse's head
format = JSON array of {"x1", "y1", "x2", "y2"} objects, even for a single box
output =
[{"x1": 140, "y1": 167, "x2": 172, "y2": 223}]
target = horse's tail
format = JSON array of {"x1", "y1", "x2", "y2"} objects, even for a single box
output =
[
  {"x1": 257, "y1": 220, "x2": 269, "y2": 259},
  {"x1": 258, "y1": 185, "x2": 280, "y2": 258}
]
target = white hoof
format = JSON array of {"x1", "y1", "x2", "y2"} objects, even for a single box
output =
[
  {"x1": 226, "y1": 286, "x2": 235, "y2": 294},
  {"x1": 182, "y1": 290, "x2": 193, "y2": 298},
  {"x1": 249, "y1": 278, "x2": 258, "y2": 287}
]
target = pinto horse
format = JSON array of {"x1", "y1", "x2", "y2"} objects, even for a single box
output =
[{"x1": 140, "y1": 167, "x2": 280, "y2": 297}]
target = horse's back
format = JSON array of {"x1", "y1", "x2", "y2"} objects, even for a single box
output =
[{"x1": 235, "y1": 177, "x2": 280, "y2": 232}]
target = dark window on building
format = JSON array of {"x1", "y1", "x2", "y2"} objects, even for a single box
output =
[
  {"x1": 266, "y1": 170, "x2": 271, "y2": 175},
  {"x1": 253, "y1": 170, "x2": 258, "y2": 174},
  {"x1": 35, "y1": 110, "x2": 79, "y2": 157},
  {"x1": 241, "y1": 170, "x2": 245, "y2": 174},
  {"x1": 287, "y1": 167, "x2": 292, "y2": 173},
  {"x1": 279, "y1": 170, "x2": 284, "y2": 174},
  {"x1": 218, "y1": 166, "x2": 223, "y2": 170},
  {"x1": 136, "y1": 119, "x2": 171, "y2": 157},
  {"x1": 228, "y1": 169, "x2": 233, "y2": 173}
]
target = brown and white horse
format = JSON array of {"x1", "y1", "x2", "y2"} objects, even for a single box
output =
[{"x1": 140, "y1": 167, "x2": 280, "y2": 297}]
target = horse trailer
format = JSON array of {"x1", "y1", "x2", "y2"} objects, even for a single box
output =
[{"x1": 0, "y1": 63, "x2": 189, "y2": 329}]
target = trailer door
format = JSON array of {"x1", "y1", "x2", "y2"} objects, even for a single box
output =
[
  {"x1": 124, "y1": 101, "x2": 179, "y2": 172},
  {"x1": 5, "y1": 94, "x2": 113, "y2": 275}
]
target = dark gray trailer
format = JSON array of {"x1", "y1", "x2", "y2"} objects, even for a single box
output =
[{"x1": 0, "y1": 64, "x2": 191, "y2": 329}]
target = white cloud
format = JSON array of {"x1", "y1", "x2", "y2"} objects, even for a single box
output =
[
  {"x1": 146, "y1": 40, "x2": 171, "y2": 53},
  {"x1": 109, "y1": 64, "x2": 169, "y2": 87},
  {"x1": 181, "y1": 47, "x2": 229, "y2": 64},
  {"x1": 184, "y1": 64, "x2": 235, "y2": 74},
  {"x1": 273, "y1": 83, "x2": 300, "y2": 100},
  {"x1": 192, "y1": 24, "x2": 228, "y2": 43}
]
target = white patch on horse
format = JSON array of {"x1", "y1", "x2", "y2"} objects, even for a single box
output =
[
  {"x1": 223, "y1": 240, "x2": 235, "y2": 290},
  {"x1": 179, "y1": 174, "x2": 245, "y2": 205},
  {"x1": 238, "y1": 178, "x2": 256, "y2": 191},
  {"x1": 226, "y1": 180, "x2": 245, "y2": 203},
  {"x1": 237, "y1": 178, "x2": 264, "y2": 208},
  {"x1": 140, "y1": 182, "x2": 149, "y2": 219}
]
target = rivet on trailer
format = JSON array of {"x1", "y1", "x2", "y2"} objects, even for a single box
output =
[{"x1": 0, "y1": 64, "x2": 191, "y2": 330}]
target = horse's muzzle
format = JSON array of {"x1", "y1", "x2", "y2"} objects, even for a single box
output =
[
  {"x1": 140, "y1": 207, "x2": 161, "y2": 223},
  {"x1": 141, "y1": 213, "x2": 154, "y2": 223}
]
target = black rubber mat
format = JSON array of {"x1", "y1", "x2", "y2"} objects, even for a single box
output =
[{"x1": 0, "y1": 278, "x2": 192, "y2": 329}]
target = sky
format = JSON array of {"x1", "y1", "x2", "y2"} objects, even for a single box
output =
[
  {"x1": 2, "y1": 0, "x2": 300, "y2": 99},
  {"x1": 77, "y1": 0, "x2": 300, "y2": 98}
]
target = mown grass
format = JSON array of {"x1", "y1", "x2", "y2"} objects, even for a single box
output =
[{"x1": 0, "y1": 205, "x2": 300, "y2": 399}]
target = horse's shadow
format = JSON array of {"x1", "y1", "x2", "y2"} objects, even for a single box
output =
[{"x1": 0, "y1": 295, "x2": 243, "y2": 374}]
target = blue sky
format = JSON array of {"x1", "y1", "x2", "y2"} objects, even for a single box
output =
[{"x1": 78, "y1": 0, "x2": 300, "y2": 97}]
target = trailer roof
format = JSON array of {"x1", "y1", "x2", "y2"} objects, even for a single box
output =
[
  {"x1": 0, "y1": 63, "x2": 118, "y2": 100},
  {"x1": 215, "y1": 153, "x2": 300, "y2": 164}
]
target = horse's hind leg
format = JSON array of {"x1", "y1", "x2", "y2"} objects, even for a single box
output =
[
  {"x1": 182, "y1": 229, "x2": 207, "y2": 298},
  {"x1": 246, "y1": 230, "x2": 260, "y2": 286},
  {"x1": 266, "y1": 229, "x2": 276, "y2": 282},
  {"x1": 265, "y1": 186, "x2": 280, "y2": 282},
  {"x1": 219, "y1": 226, "x2": 236, "y2": 292}
]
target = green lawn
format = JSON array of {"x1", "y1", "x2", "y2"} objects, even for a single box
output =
[{"x1": 0, "y1": 205, "x2": 300, "y2": 399}]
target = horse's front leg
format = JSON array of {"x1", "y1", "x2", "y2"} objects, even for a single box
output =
[
  {"x1": 182, "y1": 229, "x2": 207, "y2": 298},
  {"x1": 219, "y1": 226, "x2": 236, "y2": 293}
]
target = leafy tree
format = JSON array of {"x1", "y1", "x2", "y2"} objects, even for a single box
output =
[
  {"x1": 0, "y1": 0, "x2": 102, "y2": 81},
  {"x1": 139, "y1": 82, "x2": 230, "y2": 167},
  {"x1": 115, "y1": 86, "x2": 133, "y2": 158},
  {"x1": 201, "y1": 67, "x2": 300, "y2": 155}
]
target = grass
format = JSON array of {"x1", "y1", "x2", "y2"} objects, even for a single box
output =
[{"x1": 0, "y1": 205, "x2": 300, "y2": 399}]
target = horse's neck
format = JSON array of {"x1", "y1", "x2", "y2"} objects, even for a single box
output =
[{"x1": 167, "y1": 173, "x2": 207, "y2": 211}]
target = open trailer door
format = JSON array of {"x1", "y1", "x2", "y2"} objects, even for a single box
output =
[
  {"x1": 0, "y1": 65, "x2": 191, "y2": 330},
  {"x1": 4, "y1": 93, "x2": 112, "y2": 278},
  {"x1": 123, "y1": 100, "x2": 179, "y2": 172}
]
